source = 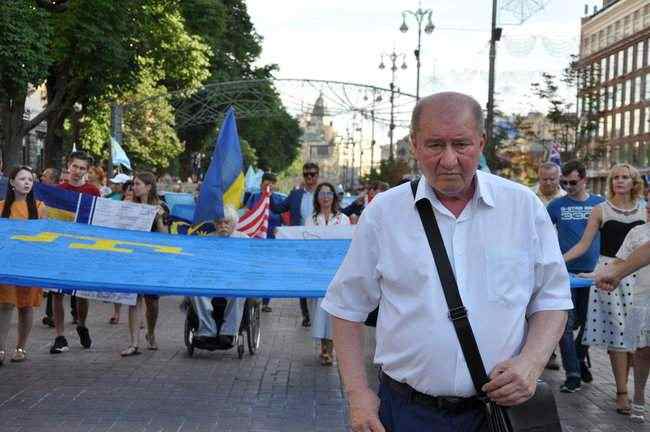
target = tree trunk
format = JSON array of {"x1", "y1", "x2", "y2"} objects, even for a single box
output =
[
  {"x1": 43, "y1": 71, "x2": 70, "y2": 168},
  {"x1": 0, "y1": 92, "x2": 28, "y2": 170}
]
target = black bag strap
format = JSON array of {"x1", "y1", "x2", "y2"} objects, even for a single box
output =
[{"x1": 410, "y1": 178, "x2": 491, "y2": 396}]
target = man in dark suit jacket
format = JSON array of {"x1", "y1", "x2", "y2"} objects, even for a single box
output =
[{"x1": 270, "y1": 162, "x2": 320, "y2": 327}]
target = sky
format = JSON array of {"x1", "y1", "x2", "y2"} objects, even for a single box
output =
[{"x1": 245, "y1": 0, "x2": 597, "y2": 155}]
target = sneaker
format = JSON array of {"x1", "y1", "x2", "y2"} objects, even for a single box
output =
[
  {"x1": 302, "y1": 317, "x2": 311, "y2": 327},
  {"x1": 50, "y1": 336, "x2": 69, "y2": 354},
  {"x1": 262, "y1": 305, "x2": 272, "y2": 313},
  {"x1": 42, "y1": 316, "x2": 55, "y2": 328},
  {"x1": 76, "y1": 326, "x2": 92, "y2": 349},
  {"x1": 560, "y1": 377, "x2": 582, "y2": 393},
  {"x1": 580, "y1": 362, "x2": 593, "y2": 383}
]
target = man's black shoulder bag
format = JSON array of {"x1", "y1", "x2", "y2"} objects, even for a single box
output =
[{"x1": 410, "y1": 179, "x2": 562, "y2": 432}]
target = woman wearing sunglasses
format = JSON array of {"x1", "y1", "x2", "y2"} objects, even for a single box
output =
[
  {"x1": 0, "y1": 166, "x2": 47, "y2": 364},
  {"x1": 305, "y1": 182, "x2": 350, "y2": 365}
]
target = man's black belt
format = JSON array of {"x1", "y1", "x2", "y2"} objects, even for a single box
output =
[{"x1": 381, "y1": 372, "x2": 483, "y2": 413}]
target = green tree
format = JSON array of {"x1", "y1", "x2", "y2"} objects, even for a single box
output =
[
  {"x1": 360, "y1": 159, "x2": 410, "y2": 187},
  {"x1": 79, "y1": 71, "x2": 183, "y2": 171},
  {"x1": 177, "y1": 0, "x2": 301, "y2": 176},
  {"x1": 0, "y1": 1, "x2": 53, "y2": 168},
  {"x1": 42, "y1": 0, "x2": 211, "y2": 167}
]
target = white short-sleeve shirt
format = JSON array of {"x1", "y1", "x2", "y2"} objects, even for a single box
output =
[{"x1": 321, "y1": 171, "x2": 572, "y2": 397}]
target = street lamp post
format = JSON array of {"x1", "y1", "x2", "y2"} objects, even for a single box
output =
[
  {"x1": 400, "y1": 3, "x2": 435, "y2": 101},
  {"x1": 379, "y1": 51, "x2": 407, "y2": 160}
]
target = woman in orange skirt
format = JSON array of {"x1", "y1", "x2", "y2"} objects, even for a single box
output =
[{"x1": 0, "y1": 166, "x2": 47, "y2": 364}]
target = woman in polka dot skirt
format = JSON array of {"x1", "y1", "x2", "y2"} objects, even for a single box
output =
[
  {"x1": 611, "y1": 198, "x2": 650, "y2": 423},
  {"x1": 564, "y1": 163, "x2": 646, "y2": 415}
]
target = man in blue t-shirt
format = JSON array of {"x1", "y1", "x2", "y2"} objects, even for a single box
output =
[{"x1": 547, "y1": 160, "x2": 604, "y2": 393}]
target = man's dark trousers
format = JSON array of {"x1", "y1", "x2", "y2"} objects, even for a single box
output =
[{"x1": 378, "y1": 381, "x2": 488, "y2": 431}]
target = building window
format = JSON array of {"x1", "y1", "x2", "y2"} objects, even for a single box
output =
[
  {"x1": 599, "y1": 117, "x2": 605, "y2": 139},
  {"x1": 646, "y1": 73, "x2": 650, "y2": 100},
  {"x1": 645, "y1": 5, "x2": 650, "y2": 28},
  {"x1": 607, "y1": 25, "x2": 614, "y2": 45},
  {"x1": 645, "y1": 107, "x2": 650, "y2": 135},
  {"x1": 627, "y1": 46, "x2": 634, "y2": 73},
  {"x1": 615, "y1": 21, "x2": 622, "y2": 42},
  {"x1": 634, "y1": 11, "x2": 642, "y2": 32},
  {"x1": 615, "y1": 112, "x2": 621, "y2": 137},
  {"x1": 635, "y1": 109, "x2": 641, "y2": 135},
  {"x1": 635, "y1": 76, "x2": 643, "y2": 103},
  {"x1": 618, "y1": 50, "x2": 624, "y2": 77},
  {"x1": 638, "y1": 41, "x2": 645, "y2": 69},
  {"x1": 625, "y1": 80, "x2": 632, "y2": 105},
  {"x1": 624, "y1": 111, "x2": 631, "y2": 137},
  {"x1": 624, "y1": 16, "x2": 632, "y2": 37},
  {"x1": 617, "y1": 82, "x2": 623, "y2": 108},
  {"x1": 600, "y1": 87, "x2": 607, "y2": 111},
  {"x1": 609, "y1": 54, "x2": 616, "y2": 79}
]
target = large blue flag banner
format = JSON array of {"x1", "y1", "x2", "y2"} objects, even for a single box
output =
[
  {"x1": 193, "y1": 107, "x2": 245, "y2": 224},
  {"x1": 0, "y1": 219, "x2": 348, "y2": 298}
]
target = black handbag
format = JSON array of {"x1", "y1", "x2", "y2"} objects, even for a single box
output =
[{"x1": 410, "y1": 179, "x2": 562, "y2": 432}]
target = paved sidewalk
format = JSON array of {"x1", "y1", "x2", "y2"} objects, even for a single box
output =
[{"x1": 0, "y1": 297, "x2": 647, "y2": 431}]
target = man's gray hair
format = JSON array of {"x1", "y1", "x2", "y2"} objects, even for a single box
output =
[
  {"x1": 410, "y1": 92, "x2": 485, "y2": 135},
  {"x1": 538, "y1": 162, "x2": 560, "y2": 174},
  {"x1": 222, "y1": 205, "x2": 239, "y2": 224}
]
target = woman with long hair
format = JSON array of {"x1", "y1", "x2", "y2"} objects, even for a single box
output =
[
  {"x1": 564, "y1": 163, "x2": 646, "y2": 415},
  {"x1": 305, "y1": 182, "x2": 350, "y2": 365},
  {"x1": 121, "y1": 171, "x2": 168, "y2": 356},
  {"x1": 0, "y1": 166, "x2": 47, "y2": 364}
]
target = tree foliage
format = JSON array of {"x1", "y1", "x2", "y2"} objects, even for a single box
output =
[{"x1": 360, "y1": 159, "x2": 411, "y2": 187}]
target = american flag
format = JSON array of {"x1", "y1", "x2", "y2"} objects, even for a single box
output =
[{"x1": 236, "y1": 188, "x2": 270, "y2": 239}]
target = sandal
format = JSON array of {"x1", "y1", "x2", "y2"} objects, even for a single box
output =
[
  {"x1": 145, "y1": 333, "x2": 158, "y2": 351},
  {"x1": 109, "y1": 316, "x2": 119, "y2": 325},
  {"x1": 11, "y1": 348, "x2": 26, "y2": 363},
  {"x1": 631, "y1": 403, "x2": 646, "y2": 423},
  {"x1": 120, "y1": 346, "x2": 140, "y2": 357},
  {"x1": 616, "y1": 392, "x2": 631, "y2": 415}
]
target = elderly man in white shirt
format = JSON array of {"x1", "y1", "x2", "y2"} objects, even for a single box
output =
[{"x1": 321, "y1": 92, "x2": 571, "y2": 432}]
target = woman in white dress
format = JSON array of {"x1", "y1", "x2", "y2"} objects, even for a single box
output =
[
  {"x1": 608, "y1": 189, "x2": 650, "y2": 422},
  {"x1": 305, "y1": 182, "x2": 350, "y2": 365},
  {"x1": 564, "y1": 163, "x2": 646, "y2": 415}
]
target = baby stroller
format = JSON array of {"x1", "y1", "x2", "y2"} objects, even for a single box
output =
[{"x1": 184, "y1": 297, "x2": 261, "y2": 359}]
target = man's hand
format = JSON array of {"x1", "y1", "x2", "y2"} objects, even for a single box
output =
[
  {"x1": 595, "y1": 264, "x2": 623, "y2": 292},
  {"x1": 481, "y1": 354, "x2": 541, "y2": 406},
  {"x1": 347, "y1": 387, "x2": 385, "y2": 432}
]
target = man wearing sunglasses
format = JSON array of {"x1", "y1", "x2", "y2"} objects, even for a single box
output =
[
  {"x1": 547, "y1": 160, "x2": 604, "y2": 393},
  {"x1": 270, "y1": 162, "x2": 320, "y2": 327}
]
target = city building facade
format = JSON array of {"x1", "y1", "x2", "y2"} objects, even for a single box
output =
[{"x1": 578, "y1": 0, "x2": 650, "y2": 193}]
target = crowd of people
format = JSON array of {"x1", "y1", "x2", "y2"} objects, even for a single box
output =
[
  {"x1": 0, "y1": 153, "x2": 386, "y2": 368},
  {"x1": 2, "y1": 92, "x2": 650, "y2": 430},
  {"x1": 536, "y1": 159, "x2": 650, "y2": 422}
]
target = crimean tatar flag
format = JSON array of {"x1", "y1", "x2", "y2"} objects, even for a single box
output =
[{"x1": 193, "y1": 106, "x2": 245, "y2": 224}]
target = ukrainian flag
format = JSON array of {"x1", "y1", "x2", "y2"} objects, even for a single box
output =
[
  {"x1": 34, "y1": 183, "x2": 95, "y2": 223},
  {"x1": 193, "y1": 106, "x2": 245, "y2": 224}
]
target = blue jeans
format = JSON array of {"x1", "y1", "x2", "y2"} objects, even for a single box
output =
[
  {"x1": 378, "y1": 381, "x2": 488, "y2": 432},
  {"x1": 559, "y1": 307, "x2": 580, "y2": 378},
  {"x1": 558, "y1": 288, "x2": 590, "y2": 379}
]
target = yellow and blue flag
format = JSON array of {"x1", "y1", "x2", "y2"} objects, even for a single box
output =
[{"x1": 193, "y1": 106, "x2": 245, "y2": 224}]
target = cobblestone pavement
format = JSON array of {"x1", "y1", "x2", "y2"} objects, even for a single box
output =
[{"x1": 0, "y1": 297, "x2": 648, "y2": 432}]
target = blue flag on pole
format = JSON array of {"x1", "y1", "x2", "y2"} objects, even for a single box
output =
[{"x1": 193, "y1": 107, "x2": 245, "y2": 224}]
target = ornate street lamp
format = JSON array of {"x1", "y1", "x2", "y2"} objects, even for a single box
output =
[
  {"x1": 379, "y1": 51, "x2": 407, "y2": 160},
  {"x1": 400, "y1": 3, "x2": 434, "y2": 100}
]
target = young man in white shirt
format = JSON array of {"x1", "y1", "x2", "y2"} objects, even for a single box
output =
[{"x1": 322, "y1": 92, "x2": 571, "y2": 431}]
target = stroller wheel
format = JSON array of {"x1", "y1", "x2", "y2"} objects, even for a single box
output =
[
  {"x1": 247, "y1": 300, "x2": 261, "y2": 355},
  {"x1": 184, "y1": 316, "x2": 194, "y2": 357},
  {"x1": 237, "y1": 335, "x2": 245, "y2": 359}
]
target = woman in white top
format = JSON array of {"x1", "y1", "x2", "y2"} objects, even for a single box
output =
[
  {"x1": 609, "y1": 189, "x2": 650, "y2": 422},
  {"x1": 564, "y1": 163, "x2": 646, "y2": 415},
  {"x1": 305, "y1": 182, "x2": 350, "y2": 365}
]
